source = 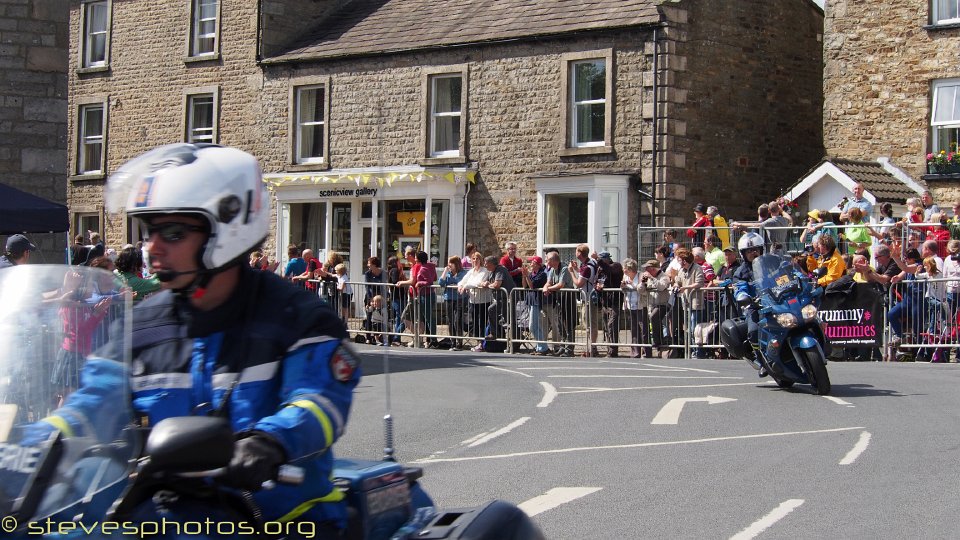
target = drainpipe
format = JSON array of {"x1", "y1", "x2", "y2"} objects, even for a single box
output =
[{"x1": 651, "y1": 24, "x2": 661, "y2": 227}]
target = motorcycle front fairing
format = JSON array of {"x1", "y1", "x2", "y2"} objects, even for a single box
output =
[
  {"x1": 0, "y1": 265, "x2": 136, "y2": 536},
  {"x1": 751, "y1": 255, "x2": 823, "y2": 382}
]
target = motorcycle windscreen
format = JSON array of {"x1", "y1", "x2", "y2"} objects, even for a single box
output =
[
  {"x1": 0, "y1": 265, "x2": 134, "y2": 522},
  {"x1": 751, "y1": 254, "x2": 799, "y2": 294}
]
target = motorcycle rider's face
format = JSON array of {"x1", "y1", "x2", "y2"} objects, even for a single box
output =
[{"x1": 145, "y1": 215, "x2": 207, "y2": 290}]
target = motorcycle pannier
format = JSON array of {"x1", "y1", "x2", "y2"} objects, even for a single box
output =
[{"x1": 719, "y1": 317, "x2": 751, "y2": 358}]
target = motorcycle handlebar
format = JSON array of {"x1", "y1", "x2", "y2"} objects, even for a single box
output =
[{"x1": 170, "y1": 464, "x2": 305, "y2": 489}]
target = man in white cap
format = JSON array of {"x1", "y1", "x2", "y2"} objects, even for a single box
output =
[{"x1": 0, "y1": 234, "x2": 36, "y2": 269}]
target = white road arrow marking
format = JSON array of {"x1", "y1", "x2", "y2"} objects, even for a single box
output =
[
  {"x1": 651, "y1": 396, "x2": 738, "y2": 425},
  {"x1": 730, "y1": 499, "x2": 805, "y2": 540},
  {"x1": 538, "y1": 382, "x2": 557, "y2": 408},
  {"x1": 467, "y1": 417, "x2": 530, "y2": 447},
  {"x1": 839, "y1": 430, "x2": 871, "y2": 465},
  {"x1": 518, "y1": 487, "x2": 602, "y2": 517}
]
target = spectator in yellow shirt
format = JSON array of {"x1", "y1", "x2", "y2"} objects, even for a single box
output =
[{"x1": 806, "y1": 234, "x2": 846, "y2": 286}]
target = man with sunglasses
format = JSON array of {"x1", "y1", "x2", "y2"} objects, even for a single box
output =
[{"x1": 34, "y1": 144, "x2": 358, "y2": 538}]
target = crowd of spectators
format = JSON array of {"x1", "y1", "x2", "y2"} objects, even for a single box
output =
[{"x1": 12, "y1": 183, "x2": 960, "y2": 361}]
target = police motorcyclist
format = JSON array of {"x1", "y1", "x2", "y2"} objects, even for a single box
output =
[
  {"x1": 732, "y1": 232, "x2": 768, "y2": 377},
  {"x1": 31, "y1": 144, "x2": 359, "y2": 536}
]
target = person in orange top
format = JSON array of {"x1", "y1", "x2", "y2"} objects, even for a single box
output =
[{"x1": 806, "y1": 233, "x2": 846, "y2": 286}]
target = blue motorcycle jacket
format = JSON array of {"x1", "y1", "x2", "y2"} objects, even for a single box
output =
[
  {"x1": 36, "y1": 265, "x2": 360, "y2": 528},
  {"x1": 732, "y1": 259, "x2": 755, "y2": 304}
]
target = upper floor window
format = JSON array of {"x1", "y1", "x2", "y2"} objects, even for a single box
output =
[
  {"x1": 933, "y1": 0, "x2": 960, "y2": 24},
  {"x1": 186, "y1": 92, "x2": 216, "y2": 143},
  {"x1": 80, "y1": 1, "x2": 110, "y2": 69},
  {"x1": 931, "y1": 79, "x2": 960, "y2": 155},
  {"x1": 189, "y1": 0, "x2": 219, "y2": 58},
  {"x1": 429, "y1": 74, "x2": 462, "y2": 157},
  {"x1": 420, "y1": 66, "x2": 468, "y2": 164},
  {"x1": 560, "y1": 50, "x2": 614, "y2": 156},
  {"x1": 295, "y1": 85, "x2": 327, "y2": 164},
  {"x1": 570, "y1": 59, "x2": 607, "y2": 147},
  {"x1": 78, "y1": 102, "x2": 105, "y2": 175}
]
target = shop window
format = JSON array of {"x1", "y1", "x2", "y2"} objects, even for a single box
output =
[
  {"x1": 80, "y1": 1, "x2": 110, "y2": 70},
  {"x1": 188, "y1": 0, "x2": 219, "y2": 58},
  {"x1": 932, "y1": 79, "x2": 960, "y2": 155},
  {"x1": 288, "y1": 202, "x2": 327, "y2": 263}
]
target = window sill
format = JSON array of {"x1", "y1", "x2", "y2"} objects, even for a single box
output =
[
  {"x1": 184, "y1": 53, "x2": 221, "y2": 64},
  {"x1": 923, "y1": 21, "x2": 960, "y2": 31},
  {"x1": 287, "y1": 162, "x2": 329, "y2": 172},
  {"x1": 418, "y1": 156, "x2": 467, "y2": 167},
  {"x1": 922, "y1": 172, "x2": 960, "y2": 181},
  {"x1": 69, "y1": 173, "x2": 107, "y2": 182},
  {"x1": 77, "y1": 65, "x2": 110, "y2": 75},
  {"x1": 559, "y1": 145, "x2": 614, "y2": 157}
]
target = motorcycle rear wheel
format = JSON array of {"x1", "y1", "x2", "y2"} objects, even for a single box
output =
[{"x1": 801, "y1": 347, "x2": 831, "y2": 395}]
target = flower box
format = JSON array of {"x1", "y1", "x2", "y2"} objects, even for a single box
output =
[{"x1": 927, "y1": 162, "x2": 960, "y2": 174}]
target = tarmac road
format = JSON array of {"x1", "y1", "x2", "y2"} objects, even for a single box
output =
[{"x1": 338, "y1": 346, "x2": 960, "y2": 539}]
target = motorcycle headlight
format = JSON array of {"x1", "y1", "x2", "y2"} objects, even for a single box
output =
[
  {"x1": 801, "y1": 304, "x2": 818, "y2": 321},
  {"x1": 775, "y1": 313, "x2": 798, "y2": 328}
]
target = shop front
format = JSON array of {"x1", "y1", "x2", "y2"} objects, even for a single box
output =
[{"x1": 266, "y1": 167, "x2": 472, "y2": 284}]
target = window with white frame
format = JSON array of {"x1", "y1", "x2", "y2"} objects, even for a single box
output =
[
  {"x1": 570, "y1": 59, "x2": 607, "y2": 147},
  {"x1": 186, "y1": 93, "x2": 215, "y2": 143},
  {"x1": 933, "y1": 0, "x2": 960, "y2": 24},
  {"x1": 78, "y1": 103, "x2": 105, "y2": 174},
  {"x1": 295, "y1": 85, "x2": 326, "y2": 164},
  {"x1": 81, "y1": 1, "x2": 109, "y2": 68},
  {"x1": 932, "y1": 79, "x2": 960, "y2": 155},
  {"x1": 189, "y1": 0, "x2": 219, "y2": 57},
  {"x1": 429, "y1": 74, "x2": 462, "y2": 157},
  {"x1": 536, "y1": 175, "x2": 628, "y2": 262}
]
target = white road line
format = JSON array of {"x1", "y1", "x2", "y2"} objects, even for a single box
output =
[
  {"x1": 521, "y1": 367, "x2": 690, "y2": 371},
  {"x1": 467, "y1": 417, "x2": 530, "y2": 448},
  {"x1": 548, "y1": 375, "x2": 742, "y2": 379},
  {"x1": 823, "y1": 395, "x2": 854, "y2": 406},
  {"x1": 518, "y1": 487, "x2": 602, "y2": 517},
  {"x1": 538, "y1": 382, "x2": 557, "y2": 408},
  {"x1": 559, "y1": 381, "x2": 764, "y2": 394},
  {"x1": 839, "y1": 431, "x2": 871, "y2": 465},
  {"x1": 643, "y1": 363, "x2": 720, "y2": 373},
  {"x1": 461, "y1": 364, "x2": 532, "y2": 377},
  {"x1": 412, "y1": 426, "x2": 864, "y2": 463},
  {"x1": 730, "y1": 499, "x2": 804, "y2": 540}
]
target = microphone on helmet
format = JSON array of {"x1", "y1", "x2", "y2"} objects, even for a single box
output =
[{"x1": 154, "y1": 269, "x2": 202, "y2": 282}]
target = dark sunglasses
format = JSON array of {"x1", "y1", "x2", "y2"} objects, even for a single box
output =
[{"x1": 144, "y1": 222, "x2": 206, "y2": 243}]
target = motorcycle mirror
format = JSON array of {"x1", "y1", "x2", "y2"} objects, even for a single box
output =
[{"x1": 143, "y1": 417, "x2": 234, "y2": 474}]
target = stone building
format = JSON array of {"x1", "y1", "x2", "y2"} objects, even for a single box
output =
[
  {"x1": 823, "y1": 0, "x2": 960, "y2": 204},
  {"x1": 67, "y1": 0, "x2": 823, "y2": 280},
  {"x1": 1, "y1": 0, "x2": 69, "y2": 260}
]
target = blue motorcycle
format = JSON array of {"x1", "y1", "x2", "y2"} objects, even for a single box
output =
[
  {"x1": 0, "y1": 265, "x2": 542, "y2": 540},
  {"x1": 719, "y1": 254, "x2": 832, "y2": 395}
]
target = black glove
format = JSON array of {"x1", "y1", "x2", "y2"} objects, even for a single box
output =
[{"x1": 222, "y1": 434, "x2": 286, "y2": 492}]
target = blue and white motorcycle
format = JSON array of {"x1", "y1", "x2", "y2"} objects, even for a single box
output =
[
  {"x1": 719, "y1": 254, "x2": 832, "y2": 395},
  {"x1": 0, "y1": 265, "x2": 541, "y2": 539}
]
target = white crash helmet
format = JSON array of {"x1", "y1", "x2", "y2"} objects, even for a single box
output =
[
  {"x1": 737, "y1": 232, "x2": 765, "y2": 259},
  {"x1": 106, "y1": 144, "x2": 269, "y2": 272}
]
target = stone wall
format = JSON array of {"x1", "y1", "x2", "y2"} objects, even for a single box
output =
[
  {"x1": 1, "y1": 0, "x2": 69, "y2": 258},
  {"x1": 823, "y1": 0, "x2": 958, "y2": 199},
  {"x1": 67, "y1": 0, "x2": 825, "y2": 259},
  {"x1": 660, "y1": 0, "x2": 825, "y2": 224}
]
